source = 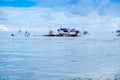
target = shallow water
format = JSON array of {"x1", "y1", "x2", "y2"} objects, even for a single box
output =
[{"x1": 0, "y1": 32, "x2": 120, "y2": 80}]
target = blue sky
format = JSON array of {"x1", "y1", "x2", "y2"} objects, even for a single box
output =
[
  {"x1": 0, "y1": 0, "x2": 103, "y2": 9},
  {"x1": 0, "y1": 0, "x2": 36, "y2": 7},
  {"x1": 0, "y1": 0, "x2": 69, "y2": 7},
  {"x1": 0, "y1": 0, "x2": 119, "y2": 7},
  {"x1": 0, "y1": 0, "x2": 116, "y2": 8},
  {"x1": 0, "y1": 0, "x2": 120, "y2": 31},
  {"x1": 0, "y1": 0, "x2": 120, "y2": 16}
]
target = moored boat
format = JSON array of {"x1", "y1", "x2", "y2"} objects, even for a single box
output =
[
  {"x1": 116, "y1": 30, "x2": 120, "y2": 36},
  {"x1": 43, "y1": 28, "x2": 81, "y2": 37}
]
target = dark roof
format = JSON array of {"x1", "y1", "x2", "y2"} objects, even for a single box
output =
[{"x1": 116, "y1": 30, "x2": 120, "y2": 33}]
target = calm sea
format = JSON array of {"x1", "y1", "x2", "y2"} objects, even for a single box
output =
[{"x1": 0, "y1": 31, "x2": 120, "y2": 80}]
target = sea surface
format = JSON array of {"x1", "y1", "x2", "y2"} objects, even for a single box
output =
[{"x1": 0, "y1": 31, "x2": 120, "y2": 80}]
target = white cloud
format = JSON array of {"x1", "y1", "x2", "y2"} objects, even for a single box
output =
[
  {"x1": 0, "y1": 10, "x2": 8, "y2": 22},
  {"x1": 0, "y1": 24, "x2": 9, "y2": 31},
  {"x1": 0, "y1": 7, "x2": 119, "y2": 32}
]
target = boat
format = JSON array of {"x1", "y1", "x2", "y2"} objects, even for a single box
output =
[
  {"x1": 43, "y1": 28, "x2": 81, "y2": 37},
  {"x1": 116, "y1": 30, "x2": 120, "y2": 36}
]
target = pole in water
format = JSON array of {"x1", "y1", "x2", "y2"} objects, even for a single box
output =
[{"x1": 18, "y1": 24, "x2": 22, "y2": 33}]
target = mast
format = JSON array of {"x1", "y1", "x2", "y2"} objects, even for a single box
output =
[
  {"x1": 18, "y1": 25, "x2": 21, "y2": 33},
  {"x1": 82, "y1": 23, "x2": 85, "y2": 34}
]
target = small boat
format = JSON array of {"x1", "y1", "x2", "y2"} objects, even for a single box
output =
[
  {"x1": 43, "y1": 28, "x2": 81, "y2": 37},
  {"x1": 116, "y1": 30, "x2": 120, "y2": 36},
  {"x1": 83, "y1": 31, "x2": 89, "y2": 35}
]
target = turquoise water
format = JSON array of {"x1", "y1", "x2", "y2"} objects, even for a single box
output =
[{"x1": 0, "y1": 32, "x2": 120, "y2": 80}]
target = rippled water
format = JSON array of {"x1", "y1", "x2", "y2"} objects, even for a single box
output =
[{"x1": 0, "y1": 32, "x2": 120, "y2": 80}]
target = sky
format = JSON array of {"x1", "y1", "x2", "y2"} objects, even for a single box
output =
[{"x1": 0, "y1": 0, "x2": 120, "y2": 31}]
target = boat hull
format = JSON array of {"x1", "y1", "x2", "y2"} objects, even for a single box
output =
[{"x1": 43, "y1": 34, "x2": 81, "y2": 37}]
